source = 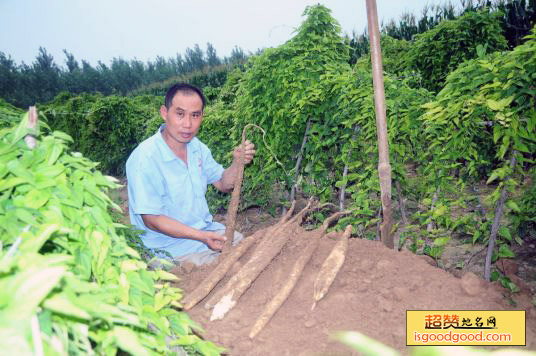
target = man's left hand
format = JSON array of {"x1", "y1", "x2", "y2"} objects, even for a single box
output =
[{"x1": 232, "y1": 140, "x2": 255, "y2": 165}]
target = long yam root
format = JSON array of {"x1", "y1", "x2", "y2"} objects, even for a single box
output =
[
  {"x1": 209, "y1": 199, "x2": 314, "y2": 320},
  {"x1": 311, "y1": 224, "x2": 352, "y2": 311},
  {"x1": 182, "y1": 229, "x2": 264, "y2": 310},
  {"x1": 184, "y1": 201, "x2": 297, "y2": 311},
  {"x1": 249, "y1": 210, "x2": 350, "y2": 338}
]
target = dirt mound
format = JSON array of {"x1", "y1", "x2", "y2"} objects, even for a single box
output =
[{"x1": 173, "y1": 217, "x2": 536, "y2": 355}]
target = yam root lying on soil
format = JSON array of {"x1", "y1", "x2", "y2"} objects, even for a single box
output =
[
  {"x1": 205, "y1": 199, "x2": 311, "y2": 311},
  {"x1": 208, "y1": 199, "x2": 315, "y2": 321},
  {"x1": 311, "y1": 224, "x2": 353, "y2": 311},
  {"x1": 182, "y1": 201, "x2": 297, "y2": 311},
  {"x1": 249, "y1": 211, "x2": 352, "y2": 339}
]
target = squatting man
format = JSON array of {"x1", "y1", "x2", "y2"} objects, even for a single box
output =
[{"x1": 126, "y1": 83, "x2": 255, "y2": 266}]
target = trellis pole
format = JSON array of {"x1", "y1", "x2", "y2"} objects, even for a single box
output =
[
  {"x1": 365, "y1": 0, "x2": 394, "y2": 248},
  {"x1": 25, "y1": 106, "x2": 38, "y2": 149}
]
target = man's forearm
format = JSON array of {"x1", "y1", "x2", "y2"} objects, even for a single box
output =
[
  {"x1": 218, "y1": 161, "x2": 239, "y2": 192},
  {"x1": 142, "y1": 214, "x2": 205, "y2": 242},
  {"x1": 214, "y1": 140, "x2": 255, "y2": 193}
]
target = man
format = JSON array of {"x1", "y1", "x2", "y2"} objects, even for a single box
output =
[{"x1": 126, "y1": 83, "x2": 255, "y2": 265}]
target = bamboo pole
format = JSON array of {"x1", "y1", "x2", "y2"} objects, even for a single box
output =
[{"x1": 365, "y1": 0, "x2": 393, "y2": 248}]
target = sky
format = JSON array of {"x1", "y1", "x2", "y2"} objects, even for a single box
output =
[{"x1": 0, "y1": 0, "x2": 452, "y2": 68}]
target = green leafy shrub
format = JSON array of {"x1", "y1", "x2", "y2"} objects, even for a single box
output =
[
  {"x1": 40, "y1": 94, "x2": 161, "y2": 175},
  {"x1": 407, "y1": 9, "x2": 509, "y2": 92},
  {"x1": 417, "y1": 28, "x2": 536, "y2": 258},
  {"x1": 510, "y1": 169, "x2": 536, "y2": 241},
  {"x1": 0, "y1": 98, "x2": 24, "y2": 128},
  {"x1": 229, "y1": 4, "x2": 351, "y2": 208},
  {"x1": 0, "y1": 112, "x2": 222, "y2": 355}
]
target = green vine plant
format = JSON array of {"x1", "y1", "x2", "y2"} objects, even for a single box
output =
[
  {"x1": 418, "y1": 27, "x2": 536, "y2": 277},
  {"x1": 0, "y1": 109, "x2": 223, "y2": 355}
]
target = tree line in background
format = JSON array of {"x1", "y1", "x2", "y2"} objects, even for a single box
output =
[
  {"x1": 2, "y1": 0, "x2": 534, "y2": 110},
  {"x1": 347, "y1": 0, "x2": 535, "y2": 65},
  {"x1": 0, "y1": 42, "x2": 248, "y2": 108}
]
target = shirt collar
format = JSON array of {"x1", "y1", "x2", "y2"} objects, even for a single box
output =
[{"x1": 156, "y1": 124, "x2": 199, "y2": 162}]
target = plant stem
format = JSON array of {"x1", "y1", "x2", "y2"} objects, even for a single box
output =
[
  {"x1": 339, "y1": 125, "x2": 359, "y2": 212},
  {"x1": 484, "y1": 151, "x2": 517, "y2": 281},
  {"x1": 425, "y1": 188, "x2": 440, "y2": 249},
  {"x1": 396, "y1": 181, "x2": 409, "y2": 251},
  {"x1": 471, "y1": 184, "x2": 487, "y2": 221},
  {"x1": 284, "y1": 119, "x2": 311, "y2": 215}
]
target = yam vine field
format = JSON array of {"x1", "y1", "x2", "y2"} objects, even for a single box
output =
[{"x1": 1, "y1": 3, "x2": 536, "y2": 356}]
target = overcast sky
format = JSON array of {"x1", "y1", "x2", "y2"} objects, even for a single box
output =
[{"x1": 0, "y1": 0, "x2": 452, "y2": 68}]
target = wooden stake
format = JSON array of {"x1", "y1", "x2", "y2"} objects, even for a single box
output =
[
  {"x1": 365, "y1": 0, "x2": 393, "y2": 249},
  {"x1": 24, "y1": 106, "x2": 38, "y2": 149}
]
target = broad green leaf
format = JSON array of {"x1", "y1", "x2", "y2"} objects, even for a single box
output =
[
  {"x1": 23, "y1": 189, "x2": 50, "y2": 209},
  {"x1": 514, "y1": 141, "x2": 530, "y2": 153},
  {"x1": 15, "y1": 208, "x2": 35, "y2": 225},
  {"x1": 498, "y1": 244, "x2": 515, "y2": 258},
  {"x1": 19, "y1": 224, "x2": 60, "y2": 253},
  {"x1": 493, "y1": 125, "x2": 501, "y2": 144},
  {"x1": 155, "y1": 270, "x2": 179, "y2": 282},
  {"x1": 52, "y1": 131, "x2": 73, "y2": 142},
  {"x1": 507, "y1": 281, "x2": 520, "y2": 293},
  {"x1": 472, "y1": 230, "x2": 481, "y2": 244},
  {"x1": 118, "y1": 273, "x2": 130, "y2": 304},
  {"x1": 486, "y1": 171, "x2": 500, "y2": 184},
  {"x1": 42, "y1": 293, "x2": 91, "y2": 320},
  {"x1": 487, "y1": 99, "x2": 503, "y2": 111},
  {"x1": 506, "y1": 200, "x2": 520, "y2": 213},
  {"x1": 334, "y1": 331, "x2": 398, "y2": 356},
  {"x1": 3, "y1": 265, "x2": 66, "y2": 320},
  {"x1": 121, "y1": 260, "x2": 141, "y2": 273},
  {"x1": 433, "y1": 237, "x2": 450, "y2": 247},
  {"x1": 175, "y1": 335, "x2": 199, "y2": 346},
  {"x1": 0, "y1": 177, "x2": 26, "y2": 192},
  {"x1": 498, "y1": 226, "x2": 512, "y2": 241},
  {"x1": 114, "y1": 326, "x2": 150, "y2": 356}
]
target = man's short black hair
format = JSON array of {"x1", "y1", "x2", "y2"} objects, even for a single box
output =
[{"x1": 164, "y1": 83, "x2": 206, "y2": 110}]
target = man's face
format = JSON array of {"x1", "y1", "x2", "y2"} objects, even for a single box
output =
[{"x1": 160, "y1": 91, "x2": 203, "y2": 146}]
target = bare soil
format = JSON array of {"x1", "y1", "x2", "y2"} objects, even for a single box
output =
[
  {"x1": 112, "y1": 181, "x2": 536, "y2": 355},
  {"x1": 172, "y1": 207, "x2": 536, "y2": 355}
]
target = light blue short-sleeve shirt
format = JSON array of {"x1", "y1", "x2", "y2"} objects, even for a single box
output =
[{"x1": 126, "y1": 125, "x2": 225, "y2": 257}]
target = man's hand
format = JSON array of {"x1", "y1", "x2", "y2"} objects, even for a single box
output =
[
  {"x1": 201, "y1": 231, "x2": 227, "y2": 251},
  {"x1": 213, "y1": 140, "x2": 256, "y2": 193},
  {"x1": 232, "y1": 140, "x2": 256, "y2": 165}
]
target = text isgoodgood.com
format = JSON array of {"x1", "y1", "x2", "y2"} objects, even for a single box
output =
[{"x1": 414, "y1": 330, "x2": 512, "y2": 344}]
